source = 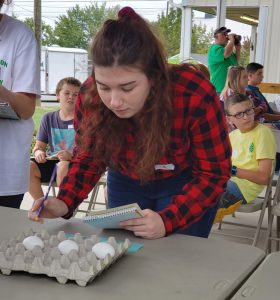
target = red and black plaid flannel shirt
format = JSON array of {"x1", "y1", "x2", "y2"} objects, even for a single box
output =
[{"x1": 58, "y1": 67, "x2": 231, "y2": 234}]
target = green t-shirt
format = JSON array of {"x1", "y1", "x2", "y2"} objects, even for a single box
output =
[
  {"x1": 208, "y1": 44, "x2": 238, "y2": 93},
  {"x1": 230, "y1": 124, "x2": 276, "y2": 203}
]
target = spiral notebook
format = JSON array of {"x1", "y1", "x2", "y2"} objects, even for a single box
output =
[
  {"x1": 83, "y1": 203, "x2": 144, "y2": 229},
  {"x1": 46, "y1": 153, "x2": 59, "y2": 160}
]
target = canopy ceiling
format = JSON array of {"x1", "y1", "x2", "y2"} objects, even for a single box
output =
[{"x1": 193, "y1": 6, "x2": 259, "y2": 26}]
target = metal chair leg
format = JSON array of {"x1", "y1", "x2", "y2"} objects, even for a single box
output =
[
  {"x1": 85, "y1": 180, "x2": 107, "y2": 215},
  {"x1": 86, "y1": 185, "x2": 99, "y2": 214},
  {"x1": 264, "y1": 213, "x2": 273, "y2": 254},
  {"x1": 41, "y1": 182, "x2": 57, "y2": 197},
  {"x1": 51, "y1": 185, "x2": 56, "y2": 196},
  {"x1": 277, "y1": 216, "x2": 280, "y2": 251}
]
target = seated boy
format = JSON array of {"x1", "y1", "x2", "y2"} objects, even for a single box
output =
[
  {"x1": 29, "y1": 77, "x2": 81, "y2": 201},
  {"x1": 214, "y1": 93, "x2": 276, "y2": 223},
  {"x1": 246, "y1": 62, "x2": 280, "y2": 124}
]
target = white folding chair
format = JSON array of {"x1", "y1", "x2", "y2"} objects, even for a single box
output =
[
  {"x1": 213, "y1": 175, "x2": 274, "y2": 247},
  {"x1": 264, "y1": 173, "x2": 280, "y2": 253},
  {"x1": 264, "y1": 129, "x2": 280, "y2": 252},
  {"x1": 76, "y1": 175, "x2": 107, "y2": 215},
  {"x1": 215, "y1": 130, "x2": 280, "y2": 249},
  {"x1": 42, "y1": 175, "x2": 107, "y2": 216}
]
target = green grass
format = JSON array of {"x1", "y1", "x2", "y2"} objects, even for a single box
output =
[{"x1": 33, "y1": 106, "x2": 57, "y2": 131}]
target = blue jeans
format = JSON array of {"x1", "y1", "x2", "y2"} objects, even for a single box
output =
[
  {"x1": 271, "y1": 122, "x2": 280, "y2": 130},
  {"x1": 107, "y1": 170, "x2": 219, "y2": 238},
  {"x1": 226, "y1": 180, "x2": 246, "y2": 204}
]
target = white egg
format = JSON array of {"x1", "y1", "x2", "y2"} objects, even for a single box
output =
[
  {"x1": 58, "y1": 240, "x2": 79, "y2": 255},
  {"x1": 22, "y1": 236, "x2": 44, "y2": 250},
  {"x1": 92, "y1": 242, "x2": 115, "y2": 259}
]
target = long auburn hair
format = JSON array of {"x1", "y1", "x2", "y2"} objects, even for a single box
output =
[{"x1": 77, "y1": 7, "x2": 173, "y2": 181}]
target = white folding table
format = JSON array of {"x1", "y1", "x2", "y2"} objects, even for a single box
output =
[
  {"x1": 232, "y1": 251, "x2": 280, "y2": 299},
  {"x1": 0, "y1": 207, "x2": 265, "y2": 300}
]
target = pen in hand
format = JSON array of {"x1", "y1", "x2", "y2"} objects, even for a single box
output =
[{"x1": 35, "y1": 164, "x2": 57, "y2": 221}]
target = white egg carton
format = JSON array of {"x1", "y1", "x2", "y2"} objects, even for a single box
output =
[{"x1": 0, "y1": 229, "x2": 130, "y2": 286}]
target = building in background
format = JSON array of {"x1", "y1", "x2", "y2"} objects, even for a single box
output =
[{"x1": 175, "y1": 0, "x2": 280, "y2": 99}]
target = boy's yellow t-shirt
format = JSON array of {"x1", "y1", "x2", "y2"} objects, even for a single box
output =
[{"x1": 230, "y1": 124, "x2": 276, "y2": 203}]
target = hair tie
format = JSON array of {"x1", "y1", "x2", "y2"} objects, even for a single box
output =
[{"x1": 118, "y1": 6, "x2": 139, "y2": 20}]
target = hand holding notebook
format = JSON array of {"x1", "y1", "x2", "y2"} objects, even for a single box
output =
[
  {"x1": 46, "y1": 153, "x2": 59, "y2": 160},
  {"x1": 0, "y1": 102, "x2": 20, "y2": 120},
  {"x1": 83, "y1": 203, "x2": 144, "y2": 229}
]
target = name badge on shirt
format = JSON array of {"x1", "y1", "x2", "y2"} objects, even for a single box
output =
[
  {"x1": 154, "y1": 164, "x2": 175, "y2": 171},
  {"x1": 68, "y1": 124, "x2": 74, "y2": 129}
]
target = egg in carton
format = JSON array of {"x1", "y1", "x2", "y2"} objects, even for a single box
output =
[{"x1": 0, "y1": 229, "x2": 130, "y2": 286}]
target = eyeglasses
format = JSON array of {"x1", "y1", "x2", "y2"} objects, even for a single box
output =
[{"x1": 228, "y1": 108, "x2": 255, "y2": 119}]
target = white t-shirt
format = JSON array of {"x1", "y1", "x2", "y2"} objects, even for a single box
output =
[{"x1": 0, "y1": 14, "x2": 40, "y2": 195}]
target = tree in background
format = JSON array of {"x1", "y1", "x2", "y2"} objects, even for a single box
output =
[
  {"x1": 191, "y1": 23, "x2": 213, "y2": 54},
  {"x1": 23, "y1": 17, "x2": 56, "y2": 46},
  {"x1": 53, "y1": 3, "x2": 119, "y2": 50},
  {"x1": 239, "y1": 36, "x2": 250, "y2": 67},
  {"x1": 154, "y1": 8, "x2": 213, "y2": 57},
  {"x1": 154, "y1": 8, "x2": 181, "y2": 57},
  {"x1": 22, "y1": 4, "x2": 250, "y2": 64}
]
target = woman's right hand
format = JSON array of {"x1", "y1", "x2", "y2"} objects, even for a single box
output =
[
  {"x1": 34, "y1": 149, "x2": 47, "y2": 163},
  {"x1": 28, "y1": 196, "x2": 69, "y2": 223}
]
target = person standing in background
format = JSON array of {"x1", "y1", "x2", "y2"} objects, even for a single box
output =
[
  {"x1": 0, "y1": 0, "x2": 40, "y2": 208},
  {"x1": 208, "y1": 26, "x2": 241, "y2": 94}
]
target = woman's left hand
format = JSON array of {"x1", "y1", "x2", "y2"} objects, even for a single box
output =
[{"x1": 120, "y1": 209, "x2": 166, "y2": 239}]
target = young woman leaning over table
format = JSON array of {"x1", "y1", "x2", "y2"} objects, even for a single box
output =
[{"x1": 29, "y1": 7, "x2": 231, "y2": 239}]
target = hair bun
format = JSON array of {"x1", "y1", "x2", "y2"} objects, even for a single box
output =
[{"x1": 118, "y1": 6, "x2": 139, "y2": 19}]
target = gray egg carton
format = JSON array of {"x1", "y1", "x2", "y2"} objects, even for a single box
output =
[{"x1": 0, "y1": 229, "x2": 130, "y2": 286}]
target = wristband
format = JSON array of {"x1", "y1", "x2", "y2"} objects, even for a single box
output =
[{"x1": 231, "y1": 165, "x2": 237, "y2": 176}]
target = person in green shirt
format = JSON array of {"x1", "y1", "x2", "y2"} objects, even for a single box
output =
[{"x1": 208, "y1": 26, "x2": 241, "y2": 94}]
